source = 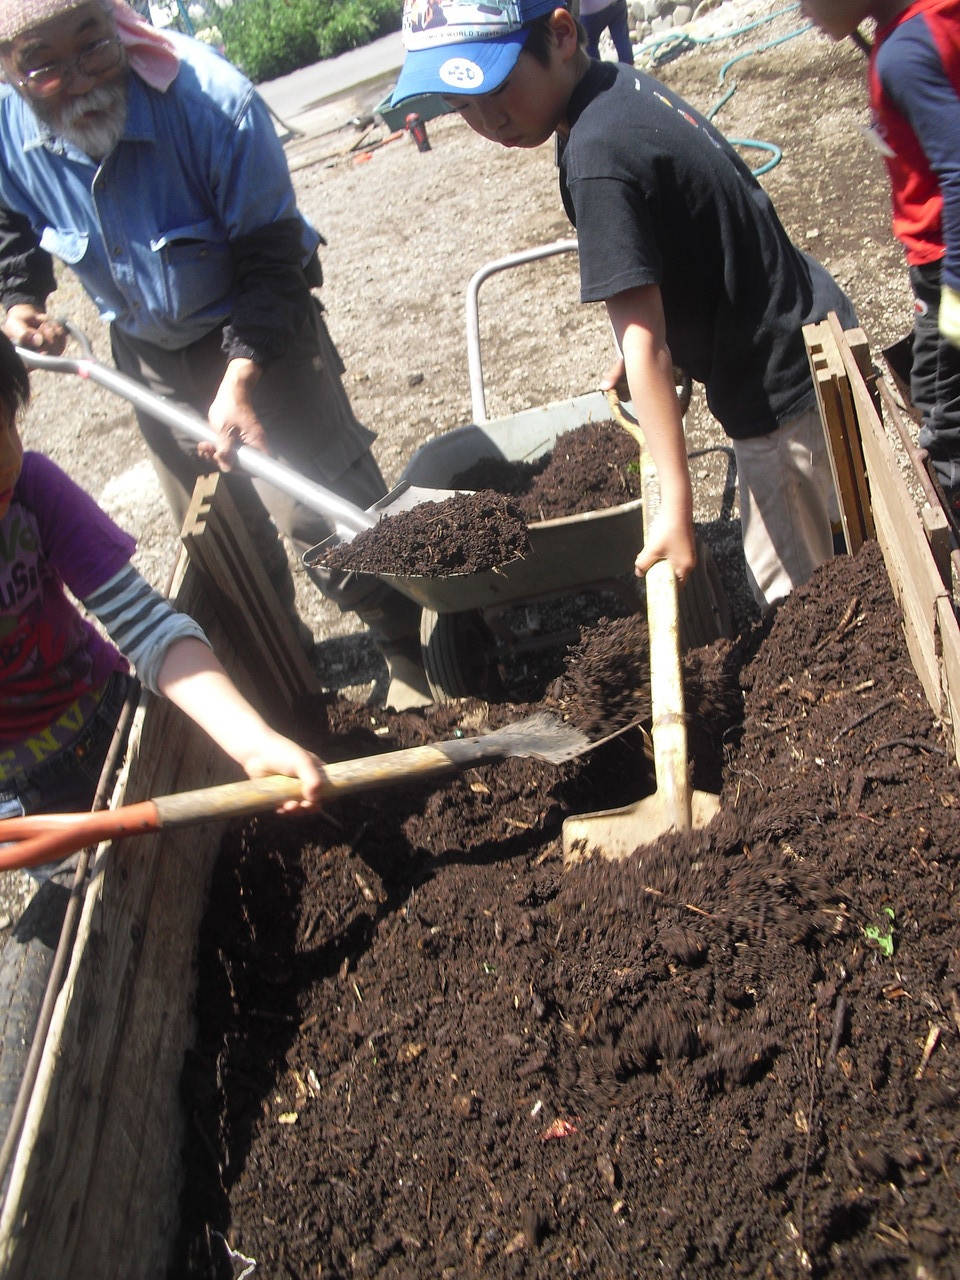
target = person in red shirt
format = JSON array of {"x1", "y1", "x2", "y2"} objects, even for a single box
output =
[{"x1": 804, "y1": 0, "x2": 960, "y2": 516}]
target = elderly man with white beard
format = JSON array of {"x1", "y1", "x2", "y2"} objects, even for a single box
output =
[{"x1": 0, "y1": 0, "x2": 433, "y2": 710}]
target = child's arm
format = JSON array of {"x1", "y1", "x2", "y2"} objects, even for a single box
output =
[
  {"x1": 82, "y1": 567, "x2": 323, "y2": 808},
  {"x1": 155, "y1": 639, "x2": 323, "y2": 808},
  {"x1": 605, "y1": 284, "x2": 697, "y2": 582}
]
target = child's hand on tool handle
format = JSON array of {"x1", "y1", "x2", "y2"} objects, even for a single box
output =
[
  {"x1": 157, "y1": 638, "x2": 323, "y2": 812},
  {"x1": 600, "y1": 371, "x2": 697, "y2": 586},
  {"x1": 598, "y1": 354, "x2": 631, "y2": 403},
  {"x1": 2, "y1": 304, "x2": 67, "y2": 356},
  {"x1": 603, "y1": 292, "x2": 698, "y2": 586},
  {"x1": 236, "y1": 729, "x2": 324, "y2": 813}
]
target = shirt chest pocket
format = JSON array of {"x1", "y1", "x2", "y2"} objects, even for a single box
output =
[
  {"x1": 39, "y1": 226, "x2": 88, "y2": 265},
  {"x1": 150, "y1": 219, "x2": 233, "y2": 322}
]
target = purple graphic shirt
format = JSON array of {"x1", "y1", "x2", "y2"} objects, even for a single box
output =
[{"x1": 0, "y1": 453, "x2": 132, "y2": 744}]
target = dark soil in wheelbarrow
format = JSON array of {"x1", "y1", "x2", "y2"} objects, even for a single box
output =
[
  {"x1": 308, "y1": 421, "x2": 643, "y2": 579},
  {"x1": 449, "y1": 419, "x2": 642, "y2": 523},
  {"x1": 172, "y1": 539, "x2": 960, "y2": 1280},
  {"x1": 314, "y1": 489, "x2": 532, "y2": 578}
]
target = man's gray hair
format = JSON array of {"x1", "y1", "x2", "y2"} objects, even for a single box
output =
[{"x1": 0, "y1": 0, "x2": 114, "y2": 47}]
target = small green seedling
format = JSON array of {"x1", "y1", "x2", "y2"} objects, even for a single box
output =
[{"x1": 863, "y1": 906, "x2": 896, "y2": 958}]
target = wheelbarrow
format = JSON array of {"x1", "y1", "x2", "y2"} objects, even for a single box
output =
[{"x1": 307, "y1": 242, "x2": 732, "y2": 701}]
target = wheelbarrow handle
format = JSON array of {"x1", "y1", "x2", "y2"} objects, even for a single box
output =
[{"x1": 15, "y1": 324, "x2": 377, "y2": 538}]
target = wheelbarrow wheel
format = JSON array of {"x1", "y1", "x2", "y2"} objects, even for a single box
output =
[
  {"x1": 676, "y1": 538, "x2": 733, "y2": 650},
  {"x1": 419, "y1": 608, "x2": 505, "y2": 703}
]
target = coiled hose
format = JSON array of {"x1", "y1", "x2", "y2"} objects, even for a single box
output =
[{"x1": 638, "y1": 2, "x2": 810, "y2": 176}]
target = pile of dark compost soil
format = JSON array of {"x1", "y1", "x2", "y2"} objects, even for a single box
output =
[
  {"x1": 451, "y1": 421, "x2": 642, "y2": 523},
  {"x1": 314, "y1": 420, "x2": 643, "y2": 581},
  {"x1": 173, "y1": 540, "x2": 960, "y2": 1280},
  {"x1": 312, "y1": 490, "x2": 531, "y2": 578}
]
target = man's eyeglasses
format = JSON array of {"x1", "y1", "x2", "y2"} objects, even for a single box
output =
[{"x1": 14, "y1": 36, "x2": 123, "y2": 99}]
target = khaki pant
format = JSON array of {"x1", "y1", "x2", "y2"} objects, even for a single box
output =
[{"x1": 733, "y1": 405, "x2": 837, "y2": 611}]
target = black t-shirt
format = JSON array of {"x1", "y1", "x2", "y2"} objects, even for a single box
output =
[{"x1": 559, "y1": 61, "x2": 857, "y2": 438}]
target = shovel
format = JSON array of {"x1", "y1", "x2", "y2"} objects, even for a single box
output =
[
  {"x1": 561, "y1": 392, "x2": 720, "y2": 863},
  {"x1": 15, "y1": 323, "x2": 461, "y2": 542},
  {"x1": 0, "y1": 712, "x2": 588, "y2": 872}
]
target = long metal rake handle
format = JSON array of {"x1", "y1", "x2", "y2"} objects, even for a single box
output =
[{"x1": 16, "y1": 324, "x2": 378, "y2": 537}]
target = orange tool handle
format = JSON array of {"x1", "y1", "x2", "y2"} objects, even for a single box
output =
[
  {"x1": 0, "y1": 718, "x2": 577, "y2": 872},
  {"x1": 0, "y1": 800, "x2": 161, "y2": 871},
  {"x1": 0, "y1": 737, "x2": 493, "y2": 871},
  {"x1": 0, "y1": 776, "x2": 309, "y2": 872}
]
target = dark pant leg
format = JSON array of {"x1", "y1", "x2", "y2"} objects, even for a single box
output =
[
  {"x1": 910, "y1": 260, "x2": 960, "y2": 489},
  {"x1": 248, "y1": 302, "x2": 421, "y2": 636},
  {"x1": 581, "y1": 9, "x2": 605, "y2": 58},
  {"x1": 111, "y1": 313, "x2": 419, "y2": 642},
  {"x1": 109, "y1": 324, "x2": 298, "y2": 608},
  {"x1": 607, "y1": 0, "x2": 635, "y2": 64},
  {"x1": 582, "y1": 2, "x2": 634, "y2": 64},
  {"x1": 248, "y1": 300, "x2": 383, "y2": 551}
]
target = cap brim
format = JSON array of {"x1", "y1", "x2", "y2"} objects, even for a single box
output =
[{"x1": 391, "y1": 29, "x2": 528, "y2": 106}]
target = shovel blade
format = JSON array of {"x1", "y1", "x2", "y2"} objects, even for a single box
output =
[{"x1": 561, "y1": 787, "x2": 720, "y2": 865}]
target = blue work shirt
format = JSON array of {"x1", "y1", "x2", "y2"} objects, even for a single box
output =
[{"x1": 0, "y1": 33, "x2": 320, "y2": 350}]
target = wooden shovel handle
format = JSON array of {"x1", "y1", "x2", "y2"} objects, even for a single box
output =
[
  {"x1": 152, "y1": 737, "x2": 510, "y2": 826},
  {"x1": 607, "y1": 387, "x2": 693, "y2": 831},
  {"x1": 0, "y1": 734, "x2": 526, "y2": 871}
]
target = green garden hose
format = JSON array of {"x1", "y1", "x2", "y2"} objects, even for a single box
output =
[{"x1": 639, "y1": 3, "x2": 810, "y2": 176}]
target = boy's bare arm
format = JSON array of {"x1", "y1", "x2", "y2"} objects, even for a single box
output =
[
  {"x1": 605, "y1": 285, "x2": 697, "y2": 582},
  {"x1": 156, "y1": 638, "x2": 324, "y2": 808}
]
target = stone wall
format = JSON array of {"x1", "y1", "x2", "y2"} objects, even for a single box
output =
[
  {"x1": 630, "y1": 0, "x2": 705, "y2": 37},
  {"x1": 575, "y1": 0, "x2": 749, "y2": 48}
]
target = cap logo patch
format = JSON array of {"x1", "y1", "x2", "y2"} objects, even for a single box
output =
[{"x1": 439, "y1": 57, "x2": 486, "y2": 89}]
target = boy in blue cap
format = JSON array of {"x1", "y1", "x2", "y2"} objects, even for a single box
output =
[
  {"x1": 392, "y1": 1, "x2": 859, "y2": 610},
  {"x1": 802, "y1": 0, "x2": 960, "y2": 520}
]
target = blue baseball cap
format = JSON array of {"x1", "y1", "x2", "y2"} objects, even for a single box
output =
[{"x1": 391, "y1": 1, "x2": 565, "y2": 106}]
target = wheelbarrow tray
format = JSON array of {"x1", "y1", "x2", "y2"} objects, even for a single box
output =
[{"x1": 308, "y1": 390, "x2": 644, "y2": 615}]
